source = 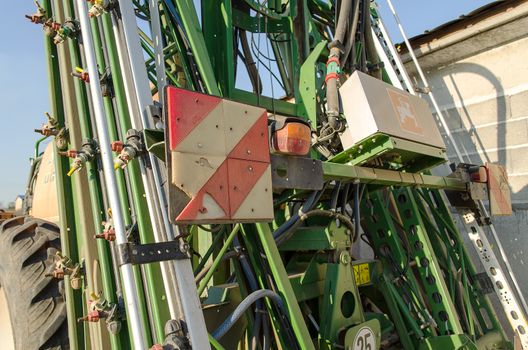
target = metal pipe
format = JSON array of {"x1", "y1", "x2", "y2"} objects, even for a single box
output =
[
  {"x1": 34, "y1": 136, "x2": 49, "y2": 158},
  {"x1": 74, "y1": 1, "x2": 148, "y2": 348}
]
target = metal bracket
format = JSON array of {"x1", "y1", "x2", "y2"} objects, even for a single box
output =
[
  {"x1": 146, "y1": 102, "x2": 163, "y2": 123},
  {"x1": 117, "y1": 241, "x2": 189, "y2": 266},
  {"x1": 271, "y1": 154, "x2": 323, "y2": 190}
]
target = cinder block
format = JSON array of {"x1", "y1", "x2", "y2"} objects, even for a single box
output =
[{"x1": 509, "y1": 90, "x2": 528, "y2": 119}]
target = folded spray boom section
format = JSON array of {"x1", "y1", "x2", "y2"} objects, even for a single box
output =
[{"x1": 22, "y1": 0, "x2": 527, "y2": 349}]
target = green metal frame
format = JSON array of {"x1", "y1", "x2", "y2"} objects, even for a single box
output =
[{"x1": 29, "y1": 0, "x2": 514, "y2": 349}]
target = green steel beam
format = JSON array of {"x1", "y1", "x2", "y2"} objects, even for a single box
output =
[
  {"x1": 391, "y1": 187, "x2": 463, "y2": 335},
  {"x1": 322, "y1": 162, "x2": 466, "y2": 190}
]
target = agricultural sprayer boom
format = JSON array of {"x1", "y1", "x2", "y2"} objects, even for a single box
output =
[{"x1": 3, "y1": 0, "x2": 525, "y2": 349}]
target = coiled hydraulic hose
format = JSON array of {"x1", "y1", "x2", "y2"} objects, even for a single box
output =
[{"x1": 212, "y1": 289, "x2": 286, "y2": 340}]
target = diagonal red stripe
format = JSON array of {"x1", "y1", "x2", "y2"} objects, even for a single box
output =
[
  {"x1": 176, "y1": 161, "x2": 230, "y2": 221},
  {"x1": 227, "y1": 159, "x2": 268, "y2": 216},
  {"x1": 227, "y1": 111, "x2": 270, "y2": 162},
  {"x1": 166, "y1": 87, "x2": 222, "y2": 150}
]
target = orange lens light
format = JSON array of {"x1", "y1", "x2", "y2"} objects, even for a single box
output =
[{"x1": 272, "y1": 122, "x2": 311, "y2": 156}]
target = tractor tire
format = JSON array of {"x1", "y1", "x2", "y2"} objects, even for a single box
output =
[{"x1": 0, "y1": 216, "x2": 69, "y2": 350}]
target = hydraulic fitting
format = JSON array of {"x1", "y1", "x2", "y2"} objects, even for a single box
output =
[
  {"x1": 87, "y1": 0, "x2": 114, "y2": 18},
  {"x1": 34, "y1": 112, "x2": 59, "y2": 136},
  {"x1": 111, "y1": 140, "x2": 124, "y2": 153},
  {"x1": 77, "y1": 310, "x2": 104, "y2": 323},
  {"x1": 45, "y1": 252, "x2": 83, "y2": 290},
  {"x1": 25, "y1": 0, "x2": 47, "y2": 24},
  {"x1": 150, "y1": 320, "x2": 189, "y2": 350},
  {"x1": 95, "y1": 220, "x2": 116, "y2": 241},
  {"x1": 61, "y1": 139, "x2": 97, "y2": 176},
  {"x1": 49, "y1": 20, "x2": 79, "y2": 44},
  {"x1": 35, "y1": 112, "x2": 68, "y2": 149},
  {"x1": 78, "y1": 292, "x2": 122, "y2": 334},
  {"x1": 114, "y1": 129, "x2": 143, "y2": 170},
  {"x1": 72, "y1": 67, "x2": 90, "y2": 83},
  {"x1": 42, "y1": 20, "x2": 62, "y2": 37}
]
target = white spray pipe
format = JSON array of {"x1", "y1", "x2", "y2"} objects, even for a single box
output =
[{"x1": 74, "y1": 0, "x2": 148, "y2": 348}]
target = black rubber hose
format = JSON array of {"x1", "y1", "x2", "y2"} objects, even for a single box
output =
[
  {"x1": 359, "y1": 0, "x2": 368, "y2": 72},
  {"x1": 351, "y1": 182, "x2": 361, "y2": 254},
  {"x1": 239, "y1": 29, "x2": 263, "y2": 94},
  {"x1": 326, "y1": 0, "x2": 353, "y2": 128},
  {"x1": 340, "y1": 183, "x2": 351, "y2": 214},
  {"x1": 364, "y1": 6, "x2": 382, "y2": 79},
  {"x1": 251, "y1": 309, "x2": 262, "y2": 350},
  {"x1": 212, "y1": 290, "x2": 286, "y2": 340},
  {"x1": 334, "y1": 0, "x2": 353, "y2": 43},
  {"x1": 233, "y1": 236, "x2": 264, "y2": 350},
  {"x1": 325, "y1": 69, "x2": 340, "y2": 129},
  {"x1": 330, "y1": 181, "x2": 342, "y2": 211},
  {"x1": 341, "y1": 0, "x2": 361, "y2": 68},
  {"x1": 272, "y1": 188, "x2": 324, "y2": 240}
]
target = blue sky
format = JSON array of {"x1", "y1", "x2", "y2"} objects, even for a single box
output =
[{"x1": 0, "y1": 0, "x2": 493, "y2": 205}]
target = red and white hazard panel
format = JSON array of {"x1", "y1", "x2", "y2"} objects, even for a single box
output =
[
  {"x1": 485, "y1": 163, "x2": 512, "y2": 216},
  {"x1": 165, "y1": 87, "x2": 273, "y2": 223}
]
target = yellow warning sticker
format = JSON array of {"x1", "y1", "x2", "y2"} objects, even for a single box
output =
[{"x1": 353, "y1": 263, "x2": 371, "y2": 286}]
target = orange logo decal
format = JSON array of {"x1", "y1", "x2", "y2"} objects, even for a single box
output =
[{"x1": 387, "y1": 89, "x2": 423, "y2": 135}]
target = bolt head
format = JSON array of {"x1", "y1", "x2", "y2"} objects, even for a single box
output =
[{"x1": 339, "y1": 251, "x2": 351, "y2": 265}]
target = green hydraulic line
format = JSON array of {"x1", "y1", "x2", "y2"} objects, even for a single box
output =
[
  {"x1": 99, "y1": 11, "x2": 170, "y2": 342},
  {"x1": 89, "y1": 18, "x2": 131, "y2": 225},
  {"x1": 42, "y1": 0, "x2": 84, "y2": 348},
  {"x1": 144, "y1": 42, "x2": 177, "y2": 66},
  {"x1": 197, "y1": 224, "x2": 240, "y2": 295},
  {"x1": 208, "y1": 334, "x2": 226, "y2": 350},
  {"x1": 34, "y1": 136, "x2": 49, "y2": 158}
]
